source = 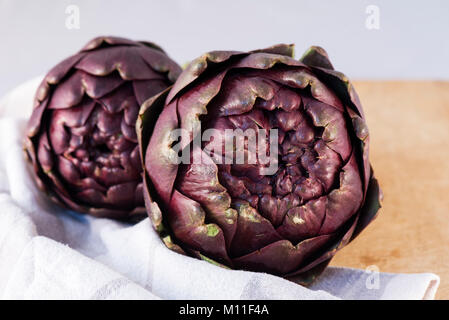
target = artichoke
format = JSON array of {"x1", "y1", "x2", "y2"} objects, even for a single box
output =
[
  {"x1": 138, "y1": 44, "x2": 381, "y2": 282},
  {"x1": 25, "y1": 36, "x2": 182, "y2": 219}
]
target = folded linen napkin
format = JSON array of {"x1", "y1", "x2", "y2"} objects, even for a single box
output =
[{"x1": 0, "y1": 78, "x2": 440, "y2": 300}]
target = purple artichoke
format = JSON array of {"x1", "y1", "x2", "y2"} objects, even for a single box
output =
[
  {"x1": 137, "y1": 45, "x2": 381, "y2": 282},
  {"x1": 25, "y1": 36, "x2": 182, "y2": 219}
]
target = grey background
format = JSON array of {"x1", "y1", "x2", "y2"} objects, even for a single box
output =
[{"x1": 0, "y1": 0, "x2": 448, "y2": 97}]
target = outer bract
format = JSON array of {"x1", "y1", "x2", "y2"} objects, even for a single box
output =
[
  {"x1": 137, "y1": 45, "x2": 381, "y2": 283},
  {"x1": 25, "y1": 36, "x2": 182, "y2": 219}
]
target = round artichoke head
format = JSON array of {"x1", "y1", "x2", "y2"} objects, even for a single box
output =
[
  {"x1": 137, "y1": 45, "x2": 381, "y2": 282},
  {"x1": 25, "y1": 36, "x2": 182, "y2": 219}
]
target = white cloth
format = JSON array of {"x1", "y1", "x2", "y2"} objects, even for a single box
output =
[{"x1": 0, "y1": 78, "x2": 440, "y2": 300}]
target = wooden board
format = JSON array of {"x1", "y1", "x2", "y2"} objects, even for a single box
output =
[{"x1": 329, "y1": 81, "x2": 449, "y2": 300}]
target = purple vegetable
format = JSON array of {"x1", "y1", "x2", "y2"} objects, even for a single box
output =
[
  {"x1": 137, "y1": 44, "x2": 381, "y2": 282},
  {"x1": 25, "y1": 36, "x2": 182, "y2": 219}
]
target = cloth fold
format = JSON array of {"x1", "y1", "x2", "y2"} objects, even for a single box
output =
[{"x1": 0, "y1": 78, "x2": 440, "y2": 300}]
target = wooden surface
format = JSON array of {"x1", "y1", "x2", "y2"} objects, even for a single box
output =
[{"x1": 330, "y1": 81, "x2": 449, "y2": 299}]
